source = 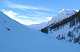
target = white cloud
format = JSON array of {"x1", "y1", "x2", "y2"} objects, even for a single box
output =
[
  {"x1": 2, "y1": 9, "x2": 18, "y2": 19},
  {"x1": 6, "y1": 1, "x2": 50, "y2": 12},
  {"x1": 12, "y1": 18, "x2": 39, "y2": 25},
  {"x1": 1, "y1": 1, "x2": 53, "y2": 25},
  {"x1": 9, "y1": 4, "x2": 38, "y2": 10},
  {"x1": 2, "y1": 9, "x2": 39, "y2": 25},
  {"x1": 2, "y1": 9, "x2": 52, "y2": 25}
]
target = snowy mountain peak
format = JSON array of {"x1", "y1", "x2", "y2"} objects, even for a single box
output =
[
  {"x1": 58, "y1": 9, "x2": 77, "y2": 17},
  {"x1": 48, "y1": 9, "x2": 78, "y2": 25}
]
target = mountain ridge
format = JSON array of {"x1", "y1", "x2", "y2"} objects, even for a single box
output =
[{"x1": 41, "y1": 10, "x2": 79, "y2": 33}]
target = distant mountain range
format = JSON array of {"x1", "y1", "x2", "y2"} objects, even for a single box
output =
[{"x1": 29, "y1": 9, "x2": 77, "y2": 30}]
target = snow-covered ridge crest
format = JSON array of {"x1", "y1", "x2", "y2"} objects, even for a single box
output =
[
  {"x1": 27, "y1": 9, "x2": 79, "y2": 30},
  {"x1": 48, "y1": 9, "x2": 79, "y2": 25}
]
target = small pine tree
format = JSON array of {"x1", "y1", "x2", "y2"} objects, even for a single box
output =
[
  {"x1": 73, "y1": 37, "x2": 79, "y2": 43},
  {"x1": 67, "y1": 31, "x2": 74, "y2": 42},
  {"x1": 6, "y1": 27, "x2": 11, "y2": 31},
  {"x1": 56, "y1": 34, "x2": 65, "y2": 40},
  {"x1": 67, "y1": 31, "x2": 74, "y2": 37},
  {"x1": 73, "y1": 35, "x2": 80, "y2": 44},
  {"x1": 41, "y1": 28, "x2": 48, "y2": 33}
]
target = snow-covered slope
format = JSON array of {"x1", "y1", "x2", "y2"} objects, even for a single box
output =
[
  {"x1": 0, "y1": 11, "x2": 29, "y2": 32},
  {"x1": 0, "y1": 11, "x2": 80, "y2": 52}
]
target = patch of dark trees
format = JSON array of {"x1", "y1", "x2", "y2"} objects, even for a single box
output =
[{"x1": 56, "y1": 31, "x2": 80, "y2": 44}]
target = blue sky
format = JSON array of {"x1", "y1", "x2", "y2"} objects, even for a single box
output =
[{"x1": 0, "y1": 0, "x2": 80, "y2": 25}]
